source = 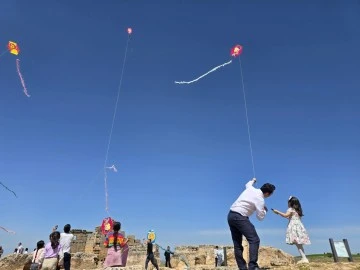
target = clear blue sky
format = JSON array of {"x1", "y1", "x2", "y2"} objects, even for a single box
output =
[{"x1": 1, "y1": 0, "x2": 359, "y2": 258}]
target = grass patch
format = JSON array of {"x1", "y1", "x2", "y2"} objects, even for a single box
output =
[{"x1": 295, "y1": 253, "x2": 360, "y2": 263}]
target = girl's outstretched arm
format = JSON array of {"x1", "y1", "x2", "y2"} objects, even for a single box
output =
[{"x1": 272, "y1": 209, "x2": 292, "y2": 219}]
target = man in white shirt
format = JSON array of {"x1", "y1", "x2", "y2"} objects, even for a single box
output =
[
  {"x1": 60, "y1": 224, "x2": 75, "y2": 270},
  {"x1": 228, "y1": 178, "x2": 275, "y2": 270}
]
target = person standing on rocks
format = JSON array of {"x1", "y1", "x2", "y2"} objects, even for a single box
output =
[
  {"x1": 0, "y1": 246, "x2": 3, "y2": 258},
  {"x1": 103, "y1": 221, "x2": 129, "y2": 268},
  {"x1": 164, "y1": 246, "x2": 174, "y2": 268},
  {"x1": 228, "y1": 178, "x2": 276, "y2": 270},
  {"x1": 17, "y1": 243, "x2": 24, "y2": 254},
  {"x1": 145, "y1": 239, "x2": 159, "y2": 270},
  {"x1": 214, "y1": 246, "x2": 220, "y2": 267},
  {"x1": 59, "y1": 224, "x2": 75, "y2": 270},
  {"x1": 41, "y1": 231, "x2": 63, "y2": 270}
]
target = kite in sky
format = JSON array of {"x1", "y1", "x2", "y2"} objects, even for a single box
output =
[
  {"x1": 8, "y1": 41, "x2": 20, "y2": 55},
  {"x1": 174, "y1": 43, "x2": 256, "y2": 179},
  {"x1": 106, "y1": 164, "x2": 118, "y2": 172},
  {"x1": 1, "y1": 41, "x2": 30, "y2": 97},
  {"x1": 175, "y1": 44, "x2": 243, "y2": 85}
]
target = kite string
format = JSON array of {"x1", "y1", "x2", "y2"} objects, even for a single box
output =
[
  {"x1": 103, "y1": 34, "x2": 131, "y2": 213},
  {"x1": 238, "y1": 57, "x2": 256, "y2": 178},
  {"x1": 0, "y1": 50, "x2": 8, "y2": 58},
  {"x1": 0, "y1": 181, "x2": 17, "y2": 198}
]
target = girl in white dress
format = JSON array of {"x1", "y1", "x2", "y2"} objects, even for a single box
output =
[{"x1": 273, "y1": 196, "x2": 311, "y2": 264}]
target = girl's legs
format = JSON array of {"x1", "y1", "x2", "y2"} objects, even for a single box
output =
[{"x1": 295, "y1": 244, "x2": 308, "y2": 261}]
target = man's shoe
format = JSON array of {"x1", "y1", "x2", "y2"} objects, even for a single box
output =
[{"x1": 297, "y1": 258, "x2": 309, "y2": 264}]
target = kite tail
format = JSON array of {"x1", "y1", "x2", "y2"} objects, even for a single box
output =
[
  {"x1": 16, "y1": 59, "x2": 30, "y2": 97},
  {"x1": 175, "y1": 60, "x2": 232, "y2": 84}
]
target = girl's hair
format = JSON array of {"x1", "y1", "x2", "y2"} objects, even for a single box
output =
[
  {"x1": 113, "y1": 222, "x2": 121, "y2": 251},
  {"x1": 50, "y1": 231, "x2": 61, "y2": 249},
  {"x1": 37, "y1": 240, "x2": 45, "y2": 250},
  {"x1": 288, "y1": 196, "x2": 304, "y2": 217}
]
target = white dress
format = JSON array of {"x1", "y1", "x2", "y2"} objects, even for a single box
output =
[{"x1": 285, "y1": 208, "x2": 311, "y2": 245}]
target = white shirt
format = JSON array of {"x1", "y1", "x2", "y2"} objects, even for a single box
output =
[
  {"x1": 17, "y1": 245, "x2": 24, "y2": 254},
  {"x1": 32, "y1": 248, "x2": 45, "y2": 264},
  {"x1": 230, "y1": 180, "x2": 266, "y2": 221},
  {"x1": 60, "y1": 233, "x2": 75, "y2": 253}
]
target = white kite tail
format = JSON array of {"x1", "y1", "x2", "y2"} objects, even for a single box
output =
[
  {"x1": 16, "y1": 59, "x2": 30, "y2": 98},
  {"x1": 175, "y1": 59, "x2": 232, "y2": 85}
]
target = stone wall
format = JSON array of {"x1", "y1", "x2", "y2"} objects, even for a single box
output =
[
  {"x1": 170, "y1": 238, "x2": 294, "y2": 269},
  {"x1": 71, "y1": 229, "x2": 93, "y2": 253}
]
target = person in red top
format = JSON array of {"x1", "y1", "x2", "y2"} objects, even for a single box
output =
[{"x1": 103, "y1": 222, "x2": 129, "y2": 268}]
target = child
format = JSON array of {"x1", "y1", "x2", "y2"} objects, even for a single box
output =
[
  {"x1": 103, "y1": 222, "x2": 129, "y2": 268},
  {"x1": 41, "y1": 231, "x2": 63, "y2": 270},
  {"x1": 272, "y1": 196, "x2": 311, "y2": 264}
]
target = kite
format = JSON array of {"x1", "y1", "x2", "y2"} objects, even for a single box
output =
[
  {"x1": 16, "y1": 59, "x2": 30, "y2": 97},
  {"x1": 0, "y1": 226, "x2": 16, "y2": 234},
  {"x1": 8, "y1": 41, "x2": 20, "y2": 55},
  {"x1": 101, "y1": 217, "x2": 115, "y2": 235},
  {"x1": 175, "y1": 43, "x2": 256, "y2": 179},
  {"x1": 147, "y1": 229, "x2": 156, "y2": 243},
  {"x1": 1, "y1": 41, "x2": 31, "y2": 97},
  {"x1": 127, "y1": 27, "x2": 132, "y2": 35},
  {"x1": 175, "y1": 44, "x2": 243, "y2": 85},
  {"x1": 106, "y1": 165, "x2": 118, "y2": 172},
  {"x1": 0, "y1": 181, "x2": 17, "y2": 198}
]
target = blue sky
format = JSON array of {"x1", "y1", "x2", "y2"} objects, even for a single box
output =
[{"x1": 0, "y1": 0, "x2": 359, "y2": 258}]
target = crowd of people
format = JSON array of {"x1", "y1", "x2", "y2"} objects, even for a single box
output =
[{"x1": 0, "y1": 178, "x2": 311, "y2": 270}]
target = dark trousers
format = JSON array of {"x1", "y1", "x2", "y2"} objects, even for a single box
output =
[
  {"x1": 145, "y1": 254, "x2": 159, "y2": 270},
  {"x1": 64, "y1": 252, "x2": 71, "y2": 270},
  {"x1": 165, "y1": 258, "x2": 172, "y2": 268},
  {"x1": 228, "y1": 211, "x2": 260, "y2": 270},
  {"x1": 215, "y1": 257, "x2": 218, "y2": 267}
]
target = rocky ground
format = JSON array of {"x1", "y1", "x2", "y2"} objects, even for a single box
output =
[{"x1": 1, "y1": 250, "x2": 359, "y2": 270}]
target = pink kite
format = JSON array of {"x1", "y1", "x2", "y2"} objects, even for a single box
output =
[{"x1": 101, "y1": 217, "x2": 115, "y2": 235}]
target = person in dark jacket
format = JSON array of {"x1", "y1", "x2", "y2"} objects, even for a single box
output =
[{"x1": 164, "y1": 246, "x2": 174, "y2": 268}]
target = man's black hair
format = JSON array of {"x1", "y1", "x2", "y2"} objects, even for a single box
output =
[
  {"x1": 260, "y1": 183, "x2": 276, "y2": 194},
  {"x1": 64, "y1": 224, "x2": 71, "y2": 233}
]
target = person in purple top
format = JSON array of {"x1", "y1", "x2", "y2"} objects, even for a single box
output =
[{"x1": 40, "y1": 231, "x2": 63, "y2": 270}]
